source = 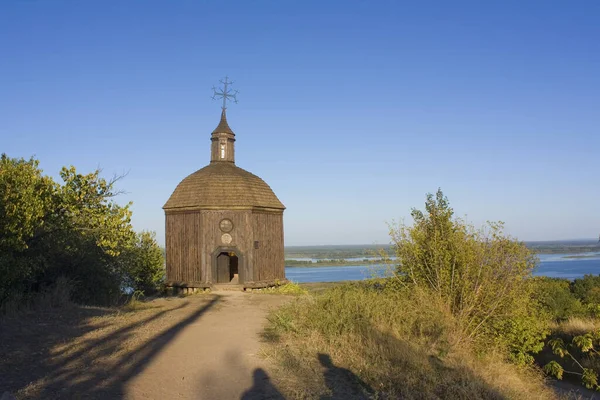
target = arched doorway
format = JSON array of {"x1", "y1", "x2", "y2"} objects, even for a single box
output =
[{"x1": 215, "y1": 250, "x2": 240, "y2": 284}]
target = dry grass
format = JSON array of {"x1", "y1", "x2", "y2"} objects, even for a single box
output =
[
  {"x1": 552, "y1": 317, "x2": 600, "y2": 336},
  {"x1": 252, "y1": 282, "x2": 308, "y2": 295},
  {"x1": 262, "y1": 281, "x2": 559, "y2": 399},
  {"x1": 298, "y1": 281, "x2": 344, "y2": 294}
]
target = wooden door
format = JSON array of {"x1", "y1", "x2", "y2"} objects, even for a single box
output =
[{"x1": 216, "y1": 253, "x2": 230, "y2": 283}]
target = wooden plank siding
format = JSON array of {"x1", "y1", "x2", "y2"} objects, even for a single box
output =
[
  {"x1": 252, "y1": 212, "x2": 285, "y2": 282},
  {"x1": 199, "y1": 210, "x2": 252, "y2": 283},
  {"x1": 165, "y1": 209, "x2": 284, "y2": 287},
  {"x1": 165, "y1": 212, "x2": 203, "y2": 283}
]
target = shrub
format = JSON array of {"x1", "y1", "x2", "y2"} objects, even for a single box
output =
[
  {"x1": 544, "y1": 332, "x2": 600, "y2": 390},
  {"x1": 265, "y1": 281, "x2": 556, "y2": 399},
  {"x1": 123, "y1": 231, "x2": 165, "y2": 295},
  {"x1": 572, "y1": 275, "x2": 600, "y2": 305},
  {"x1": 0, "y1": 154, "x2": 165, "y2": 308},
  {"x1": 389, "y1": 189, "x2": 548, "y2": 362},
  {"x1": 532, "y1": 277, "x2": 585, "y2": 321}
]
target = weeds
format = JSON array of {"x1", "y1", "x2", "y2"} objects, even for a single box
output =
[
  {"x1": 1, "y1": 277, "x2": 73, "y2": 317},
  {"x1": 554, "y1": 318, "x2": 600, "y2": 336},
  {"x1": 254, "y1": 282, "x2": 308, "y2": 296},
  {"x1": 121, "y1": 290, "x2": 149, "y2": 312},
  {"x1": 263, "y1": 280, "x2": 557, "y2": 399}
]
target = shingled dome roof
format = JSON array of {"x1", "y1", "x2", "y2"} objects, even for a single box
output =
[{"x1": 163, "y1": 162, "x2": 285, "y2": 211}]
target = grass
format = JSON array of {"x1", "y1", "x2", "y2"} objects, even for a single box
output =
[
  {"x1": 262, "y1": 280, "x2": 559, "y2": 399},
  {"x1": 299, "y1": 281, "x2": 344, "y2": 294},
  {"x1": 252, "y1": 282, "x2": 308, "y2": 295},
  {"x1": 0, "y1": 277, "x2": 73, "y2": 317},
  {"x1": 552, "y1": 318, "x2": 600, "y2": 336}
]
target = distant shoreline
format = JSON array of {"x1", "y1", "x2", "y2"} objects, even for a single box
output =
[
  {"x1": 562, "y1": 253, "x2": 600, "y2": 259},
  {"x1": 284, "y1": 241, "x2": 600, "y2": 268},
  {"x1": 285, "y1": 259, "x2": 389, "y2": 268}
]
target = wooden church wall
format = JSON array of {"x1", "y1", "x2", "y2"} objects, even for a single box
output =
[
  {"x1": 166, "y1": 209, "x2": 284, "y2": 286},
  {"x1": 199, "y1": 210, "x2": 253, "y2": 283},
  {"x1": 252, "y1": 212, "x2": 285, "y2": 281},
  {"x1": 165, "y1": 212, "x2": 203, "y2": 284}
]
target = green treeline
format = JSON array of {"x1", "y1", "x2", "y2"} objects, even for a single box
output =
[{"x1": 0, "y1": 154, "x2": 165, "y2": 311}]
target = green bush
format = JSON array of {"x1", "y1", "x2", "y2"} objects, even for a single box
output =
[
  {"x1": 572, "y1": 275, "x2": 600, "y2": 305},
  {"x1": 123, "y1": 231, "x2": 165, "y2": 295},
  {"x1": 532, "y1": 277, "x2": 585, "y2": 321},
  {"x1": 389, "y1": 189, "x2": 548, "y2": 363},
  {"x1": 544, "y1": 331, "x2": 600, "y2": 390},
  {"x1": 0, "y1": 154, "x2": 165, "y2": 308}
]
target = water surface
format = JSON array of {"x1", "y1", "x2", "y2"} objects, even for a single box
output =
[{"x1": 285, "y1": 253, "x2": 600, "y2": 283}]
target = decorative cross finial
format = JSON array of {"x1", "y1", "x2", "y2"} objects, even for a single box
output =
[{"x1": 211, "y1": 76, "x2": 238, "y2": 110}]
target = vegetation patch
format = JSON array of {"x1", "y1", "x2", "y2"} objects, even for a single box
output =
[
  {"x1": 532, "y1": 274, "x2": 600, "y2": 391},
  {"x1": 262, "y1": 190, "x2": 557, "y2": 399},
  {"x1": 252, "y1": 282, "x2": 308, "y2": 295},
  {"x1": 263, "y1": 282, "x2": 555, "y2": 399},
  {"x1": 0, "y1": 154, "x2": 165, "y2": 311}
]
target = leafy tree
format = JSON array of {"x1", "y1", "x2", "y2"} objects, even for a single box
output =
[
  {"x1": 0, "y1": 155, "x2": 57, "y2": 302},
  {"x1": 0, "y1": 155, "x2": 57, "y2": 251},
  {"x1": 389, "y1": 189, "x2": 548, "y2": 362},
  {"x1": 572, "y1": 275, "x2": 600, "y2": 305},
  {"x1": 0, "y1": 154, "x2": 164, "y2": 307},
  {"x1": 532, "y1": 277, "x2": 585, "y2": 321},
  {"x1": 123, "y1": 231, "x2": 165, "y2": 295}
]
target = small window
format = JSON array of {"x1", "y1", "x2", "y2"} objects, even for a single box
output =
[{"x1": 220, "y1": 144, "x2": 226, "y2": 159}]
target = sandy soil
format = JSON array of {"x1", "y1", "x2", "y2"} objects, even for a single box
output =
[
  {"x1": 125, "y1": 291, "x2": 289, "y2": 400},
  {"x1": 0, "y1": 291, "x2": 290, "y2": 400}
]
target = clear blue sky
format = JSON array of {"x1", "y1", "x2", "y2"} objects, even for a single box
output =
[{"x1": 1, "y1": 0, "x2": 599, "y2": 246}]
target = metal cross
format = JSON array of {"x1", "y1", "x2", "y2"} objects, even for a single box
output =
[{"x1": 211, "y1": 76, "x2": 238, "y2": 110}]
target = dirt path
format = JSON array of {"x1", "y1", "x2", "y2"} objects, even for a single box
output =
[
  {"x1": 1, "y1": 291, "x2": 290, "y2": 400},
  {"x1": 125, "y1": 291, "x2": 289, "y2": 399}
]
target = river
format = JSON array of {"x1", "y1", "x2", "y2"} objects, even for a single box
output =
[{"x1": 284, "y1": 252, "x2": 600, "y2": 283}]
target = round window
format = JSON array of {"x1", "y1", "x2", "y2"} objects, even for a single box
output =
[{"x1": 219, "y1": 219, "x2": 233, "y2": 233}]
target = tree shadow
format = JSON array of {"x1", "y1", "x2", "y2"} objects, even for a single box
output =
[
  {"x1": 0, "y1": 304, "x2": 117, "y2": 393},
  {"x1": 0, "y1": 295, "x2": 220, "y2": 399}
]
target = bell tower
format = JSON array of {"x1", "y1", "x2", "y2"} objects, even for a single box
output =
[
  {"x1": 210, "y1": 76, "x2": 238, "y2": 164},
  {"x1": 210, "y1": 110, "x2": 235, "y2": 163}
]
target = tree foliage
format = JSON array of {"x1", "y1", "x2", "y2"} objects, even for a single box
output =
[
  {"x1": 0, "y1": 155, "x2": 56, "y2": 251},
  {"x1": 389, "y1": 189, "x2": 548, "y2": 362},
  {"x1": 123, "y1": 231, "x2": 165, "y2": 295},
  {"x1": 0, "y1": 154, "x2": 165, "y2": 307},
  {"x1": 572, "y1": 275, "x2": 600, "y2": 305},
  {"x1": 545, "y1": 333, "x2": 600, "y2": 390},
  {"x1": 532, "y1": 277, "x2": 585, "y2": 321}
]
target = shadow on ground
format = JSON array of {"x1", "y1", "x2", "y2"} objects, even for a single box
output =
[
  {"x1": 237, "y1": 353, "x2": 372, "y2": 400},
  {"x1": 0, "y1": 295, "x2": 220, "y2": 399},
  {"x1": 259, "y1": 327, "x2": 510, "y2": 400},
  {"x1": 240, "y1": 368, "x2": 285, "y2": 400}
]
